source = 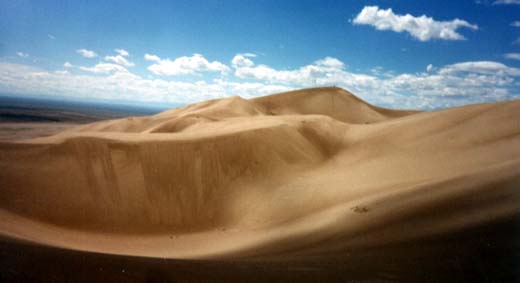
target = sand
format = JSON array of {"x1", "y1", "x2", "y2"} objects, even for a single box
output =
[
  {"x1": 0, "y1": 122, "x2": 78, "y2": 142},
  {"x1": 0, "y1": 87, "x2": 519, "y2": 281}
]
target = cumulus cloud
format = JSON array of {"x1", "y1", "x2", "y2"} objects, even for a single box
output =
[
  {"x1": 383, "y1": 64, "x2": 517, "y2": 102},
  {"x1": 63, "y1": 62, "x2": 73, "y2": 68},
  {"x1": 426, "y1": 64, "x2": 434, "y2": 72},
  {"x1": 315, "y1": 57, "x2": 345, "y2": 69},
  {"x1": 1, "y1": 55, "x2": 519, "y2": 110},
  {"x1": 505, "y1": 53, "x2": 520, "y2": 60},
  {"x1": 0, "y1": 62, "x2": 287, "y2": 104},
  {"x1": 438, "y1": 61, "x2": 520, "y2": 76},
  {"x1": 103, "y1": 49, "x2": 134, "y2": 67},
  {"x1": 231, "y1": 53, "x2": 256, "y2": 67},
  {"x1": 76, "y1": 49, "x2": 98, "y2": 58},
  {"x1": 104, "y1": 54, "x2": 135, "y2": 67},
  {"x1": 147, "y1": 54, "x2": 230, "y2": 76},
  {"x1": 115, "y1": 49, "x2": 129, "y2": 57},
  {"x1": 233, "y1": 55, "x2": 347, "y2": 85},
  {"x1": 144, "y1": 53, "x2": 161, "y2": 62},
  {"x1": 232, "y1": 55, "x2": 520, "y2": 108},
  {"x1": 493, "y1": 0, "x2": 520, "y2": 4},
  {"x1": 353, "y1": 6, "x2": 478, "y2": 41},
  {"x1": 80, "y1": 63, "x2": 129, "y2": 74},
  {"x1": 16, "y1": 52, "x2": 29, "y2": 58}
]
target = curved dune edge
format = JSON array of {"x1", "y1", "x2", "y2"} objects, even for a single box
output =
[{"x1": 0, "y1": 87, "x2": 520, "y2": 260}]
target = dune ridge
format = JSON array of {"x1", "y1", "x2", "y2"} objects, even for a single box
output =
[{"x1": 0, "y1": 87, "x2": 519, "y2": 262}]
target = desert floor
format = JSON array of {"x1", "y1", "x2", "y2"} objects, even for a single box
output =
[{"x1": 1, "y1": 87, "x2": 519, "y2": 282}]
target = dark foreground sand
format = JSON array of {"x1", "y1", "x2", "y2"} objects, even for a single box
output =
[
  {"x1": 1, "y1": 217, "x2": 518, "y2": 282},
  {"x1": 1, "y1": 87, "x2": 520, "y2": 282}
]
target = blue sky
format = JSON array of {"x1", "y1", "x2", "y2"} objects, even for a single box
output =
[{"x1": 1, "y1": 0, "x2": 520, "y2": 109}]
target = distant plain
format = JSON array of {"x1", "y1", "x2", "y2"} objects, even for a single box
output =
[{"x1": 0, "y1": 96, "x2": 167, "y2": 141}]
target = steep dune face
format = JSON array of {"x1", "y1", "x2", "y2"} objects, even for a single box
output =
[
  {"x1": 69, "y1": 87, "x2": 412, "y2": 135},
  {"x1": 0, "y1": 87, "x2": 519, "y2": 261},
  {"x1": 252, "y1": 87, "x2": 417, "y2": 123}
]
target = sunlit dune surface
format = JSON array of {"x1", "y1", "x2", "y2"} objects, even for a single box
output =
[{"x1": 1, "y1": 87, "x2": 519, "y2": 281}]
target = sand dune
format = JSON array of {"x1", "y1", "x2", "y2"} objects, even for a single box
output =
[{"x1": 0, "y1": 87, "x2": 519, "y2": 280}]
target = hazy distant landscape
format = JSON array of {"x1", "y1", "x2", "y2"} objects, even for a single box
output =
[{"x1": 0, "y1": 96, "x2": 170, "y2": 141}]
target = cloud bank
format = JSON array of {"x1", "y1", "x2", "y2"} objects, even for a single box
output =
[
  {"x1": 147, "y1": 54, "x2": 230, "y2": 76},
  {"x1": 76, "y1": 49, "x2": 98, "y2": 58},
  {"x1": 2, "y1": 52, "x2": 519, "y2": 110},
  {"x1": 353, "y1": 6, "x2": 478, "y2": 41}
]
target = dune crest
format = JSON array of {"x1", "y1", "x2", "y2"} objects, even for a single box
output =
[{"x1": 0, "y1": 87, "x2": 519, "y2": 260}]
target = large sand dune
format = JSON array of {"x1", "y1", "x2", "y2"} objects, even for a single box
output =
[{"x1": 1, "y1": 87, "x2": 519, "y2": 280}]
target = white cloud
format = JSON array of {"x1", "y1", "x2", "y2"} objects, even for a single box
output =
[
  {"x1": 231, "y1": 53, "x2": 256, "y2": 67},
  {"x1": 144, "y1": 53, "x2": 161, "y2": 62},
  {"x1": 369, "y1": 66, "x2": 395, "y2": 78},
  {"x1": 0, "y1": 62, "x2": 286, "y2": 104},
  {"x1": 438, "y1": 61, "x2": 520, "y2": 76},
  {"x1": 104, "y1": 54, "x2": 135, "y2": 67},
  {"x1": 147, "y1": 54, "x2": 230, "y2": 76},
  {"x1": 1, "y1": 55, "x2": 519, "y2": 110},
  {"x1": 233, "y1": 55, "x2": 520, "y2": 108},
  {"x1": 511, "y1": 21, "x2": 520, "y2": 27},
  {"x1": 353, "y1": 6, "x2": 478, "y2": 41},
  {"x1": 213, "y1": 79, "x2": 291, "y2": 99},
  {"x1": 505, "y1": 53, "x2": 520, "y2": 60},
  {"x1": 48, "y1": 34, "x2": 56, "y2": 40},
  {"x1": 426, "y1": 64, "x2": 434, "y2": 72},
  {"x1": 233, "y1": 55, "x2": 347, "y2": 85},
  {"x1": 115, "y1": 49, "x2": 129, "y2": 57},
  {"x1": 315, "y1": 57, "x2": 345, "y2": 69},
  {"x1": 104, "y1": 49, "x2": 134, "y2": 67},
  {"x1": 493, "y1": 0, "x2": 520, "y2": 4},
  {"x1": 16, "y1": 52, "x2": 29, "y2": 58},
  {"x1": 383, "y1": 65, "x2": 516, "y2": 100},
  {"x1": 80, "y1": 63, "x2": 129, "y2": 74},
  {"x1": 76, "y1": 49, "x2": 98, "y2": 58},
  {"x1": 63, "y1": 62, "x2": 73, "y2": 68}
]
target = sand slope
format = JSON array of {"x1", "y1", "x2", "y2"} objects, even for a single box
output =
[{"x1": 0, "y1": 87, "x2": 519, "y2": 262}]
